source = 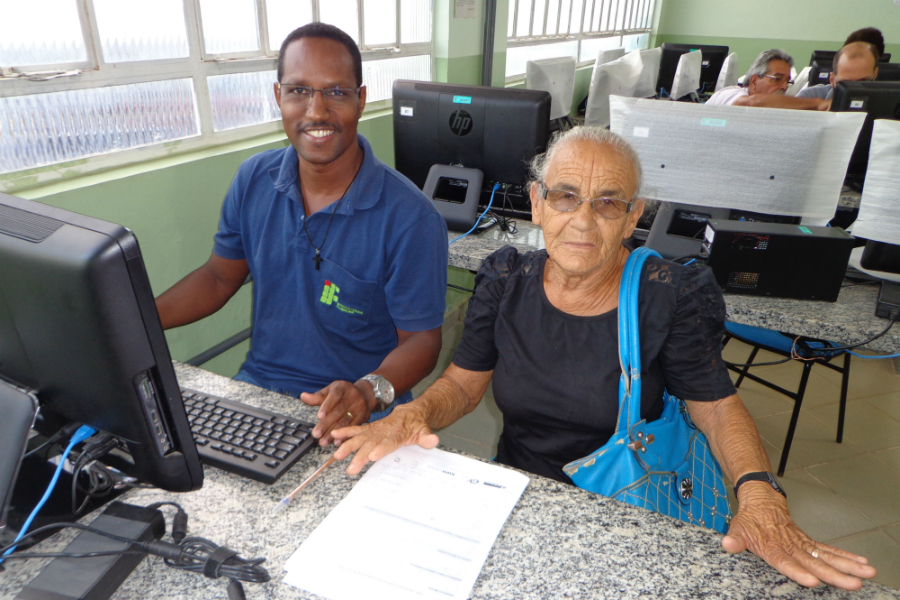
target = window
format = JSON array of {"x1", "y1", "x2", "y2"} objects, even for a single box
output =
[
  {"x1": 0, "y1": 0, "x2": 433, "y2": 180},
  {"x1": 506, "y1": 0, "x2": 654, "y2": 79}
]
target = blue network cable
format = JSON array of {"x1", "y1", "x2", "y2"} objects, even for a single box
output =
[
  {"x1": 449, "y1": 183, "x2": 501, "y2": 245},
  {"x1": 1, "y1": 424, "x2": 97, "y2": 559},
  {"x1": 847, "y1": 350, "x2": 900, "y2": 359}
]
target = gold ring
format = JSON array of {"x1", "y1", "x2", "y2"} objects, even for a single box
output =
[
  {"x1": 346, "y1": 411, "x2": 353, "y2": 420},
  {"x1": 810, "y1": 547, "x2": 820, "y2": 559}
]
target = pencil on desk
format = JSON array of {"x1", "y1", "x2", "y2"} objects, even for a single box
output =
[{"x1": 273, "y1": 454, "x2": 336, "y2": 513}]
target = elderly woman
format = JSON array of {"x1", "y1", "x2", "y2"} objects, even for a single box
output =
[{"x1": 332, "y1": 127, "x2": 875, "y2": 590}]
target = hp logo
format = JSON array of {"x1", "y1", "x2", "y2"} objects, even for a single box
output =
[{"x1": 449, "y1": 110, "x2": 473, "y2": 136}]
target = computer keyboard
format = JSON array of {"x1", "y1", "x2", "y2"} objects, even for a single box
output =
[{"x1": 180, "y1": 388, "x2": 317, "y2": 484}]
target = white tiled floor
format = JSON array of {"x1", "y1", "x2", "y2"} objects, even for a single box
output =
[{"x1": 417, "y1": 312, "x2": 900, "y2": 590}]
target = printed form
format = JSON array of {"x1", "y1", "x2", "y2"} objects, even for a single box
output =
[{"x1": 283, "y1": 445, "x2": 530, "y2": 600}]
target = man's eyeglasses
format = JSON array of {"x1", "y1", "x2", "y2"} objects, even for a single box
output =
[
  {"x1": 276, "y1": 83, "x2": 361, "y2": 106},
  {"x1": 761, "y1": 74, "x2": 795, "y2": 86},
  {"x1": 539, "y1": 184, "x2": 633, "y2": 219}
]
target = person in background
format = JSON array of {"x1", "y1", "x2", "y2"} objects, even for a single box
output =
[
  {"x1": 706, "y1": 49, "x2": 830, "y2": 110},
  {"x1": 331, "y1": 126, "x2": 877, "y2": 592},
  {"x1": 844, "y1": 27, "x2": 885, "y2": 59},
  {"x1": 797, "y1": 42, "x2": 879, "y2": 100},
  {"x1": 155, "y1": 23, "x2": 448, "y2": 446}
]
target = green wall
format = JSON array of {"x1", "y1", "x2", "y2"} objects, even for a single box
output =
[{"x1": 655, "y1": 0, "x2": 900, "y2": 76}]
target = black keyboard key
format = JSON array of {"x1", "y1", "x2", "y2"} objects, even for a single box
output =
[
  {"x1": 276, "y1": 442, "x2": 296, "y2": 453},
  {"x1": 265, "y1": 461, "x2": 280, "y2": 469},
  {"x1": 244, "y1": 453, "x2": 258, "y2": 461},
  {"x1": 210, "y1": 443, "x2": 223, "y2": 451},
  {"x1": 272, "y1": 417, "x2": 287, "y2": 425},
  {"x1": 253, "y1": 443, "x2": 266, "y2": 453},
  {"x1": 195, "y1": 437, "x2": 209, "y2": 446},
  {"x1": 273, "y1": 450, "x2": 289, "y2": 460},
  {"x1": 281, "y1": 435, "x2": 304, "y2": 446}
]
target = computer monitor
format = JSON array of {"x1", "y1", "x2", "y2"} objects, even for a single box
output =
[
  {"x1": 808, "y1": 58, "x2": 833, "y2": 87},
  {"x1": 810, "y1": 49, "x2": 891, "y2": 66},
  {"x1": 526, "y1": 57, "x2": 576, "y2": 121},
  {"x1": 0, "y1": 193, "x2": 203, "y2": 506},
  {"x1": 715, "y1": 52, "x2": 739, "y2": 91},
  {"x1": 393, "y1": 80, "x2": 551, "y2": 216},
  {"x1": 876, "y1": 63, "x2": 900, "y2": 82},
  {"x1": 656, "y1": 43, "x2": 729, "y2": 97},
  {"x1": 669, "y1": 50, "x2": 702, "y2": 100},
  {"x1": 830, "y1": 80, "x2": 900, "y2": 188}
]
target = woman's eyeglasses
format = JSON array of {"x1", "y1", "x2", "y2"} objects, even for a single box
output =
[{"x1": 540, "y1": 184, "x2": 633, "y2": 219}]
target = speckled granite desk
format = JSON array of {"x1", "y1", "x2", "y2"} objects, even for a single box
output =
[
  {"x1": 448, "y1": 221, "x2": 900, "y2": 354},
  {"x1": 3, "y1": 365, "x2": 897, "y2": 600}
]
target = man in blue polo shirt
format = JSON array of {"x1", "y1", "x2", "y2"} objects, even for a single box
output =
[{"x1": 156, "y1": 23, "x2": 448, "y2": 446}]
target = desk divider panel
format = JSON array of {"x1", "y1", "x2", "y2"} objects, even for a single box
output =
[
  {"x1": 610, "y1": 97, "x2": 866, "y2": 226},
  {"x1": 854, "y1": 120, "x2": 900, "y2": 245}
]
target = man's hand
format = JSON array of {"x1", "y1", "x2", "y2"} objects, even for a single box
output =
[
  {"x1": 301, "y1": 381, "x2": 374, "y2": 446},
  {"x1": 330, "y1": 404, "x2": 439, "y2": 475},
  {"x1": 817, "y1": 98, "x2": 833, "y2": 111},
  {"x1": 724, "y1": 484, "x2": 876, "y2": 589}
]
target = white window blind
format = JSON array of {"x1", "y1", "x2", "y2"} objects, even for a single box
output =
[
  {"x1": 506, "y1": 0, "x2": 655, "y2": 78},
  {"x1": 0, "y1": 0, "x2": 433, "y2": 179}
]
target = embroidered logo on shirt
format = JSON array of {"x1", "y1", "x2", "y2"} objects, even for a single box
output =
[{"x1": 319, "y1": 280, "x2": 364, "y2": 315}]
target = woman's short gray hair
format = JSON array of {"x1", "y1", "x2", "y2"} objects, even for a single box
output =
[
  {"x1": 744, "y1": 49, "x2": 794, "y2": 84},
  {"x1": 528, "y1": 126, "x2": 643, "y2": 194}
]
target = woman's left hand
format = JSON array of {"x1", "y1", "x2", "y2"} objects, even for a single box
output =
[{"x1": 723, "y1": 485, "x2": 877, "y2": 590}]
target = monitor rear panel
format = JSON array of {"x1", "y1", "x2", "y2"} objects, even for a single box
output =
[{"x1": 393, "y1": 80, "x2": 550, "y2": 212}]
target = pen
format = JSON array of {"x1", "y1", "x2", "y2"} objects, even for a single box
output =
[{"x1": 273, "y1": 453, "x2": 336, "y2": 513}]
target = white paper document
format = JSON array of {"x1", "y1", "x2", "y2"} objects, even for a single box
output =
[{"x1": 283, "y1": 446, "x2": 530, "y2": 600}]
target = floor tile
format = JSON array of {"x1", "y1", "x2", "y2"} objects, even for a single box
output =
[
  {"x1": 778, "y1": 470, "x2": 874, "y2": 542},
  {"x1": 808, "y1": 455, "x2": 900, "y2": 527},
  {"x1": 732, "y1": 364, "x2": 850, "y2": 410},
  {"x1": 807, "y1": 401, "x2": 900, "y2": 453},
  {"x1": 817, "y1": 355, "x2": 900, "y2": 400},
  {"x1": 734, "y1": 382, "x2": 794, "y2": 420},
  {"x1": 872, "y1": 446, "x2": 900, "y2": 476},
  {"x1": 829, "y1": 530, "x2": 900, "y2": 591},
  {"x1": 867, "y1": 390, "x2": 900, "y2": 423},
  {"x1": 751, "y1": 410, "x2": 865, "y2": 472},
  {"x1": 885, "y1": 524, "x2": 900, "y2": 545}
]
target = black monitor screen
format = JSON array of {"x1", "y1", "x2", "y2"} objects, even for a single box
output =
[
  {"x1": 811, "y1": 49, "x2": 891, "y2": 66},
  {"x1": 876, "y1": 63, "x2": 900, "y2": 82},
  {"x1": 656, "y1": 43, "x2": 729, "y2": 97},
  {"x1": 830, "y1": 81, "x2": 900, "y2": 187},
  {"x1": 0, "y1": 193, "x2": 203, "y2": 495},
  {"x1": 809, "y1": 59, "x2": 833, "y2": 87},
  {"x1": 393, "y1": 80, "x2": 550, "y2": 214}
]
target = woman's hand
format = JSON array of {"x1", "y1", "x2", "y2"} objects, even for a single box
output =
[
  {"x1": 724, "y1": 484, "x2": 877, "y2": 589},
  {"x1": 331, "y1": 404, "x2": 440, "y2": 475}
]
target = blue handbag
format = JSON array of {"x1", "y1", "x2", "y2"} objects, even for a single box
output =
[{"x1": 563, "y1": 247, "x2": 733, "y2": 533}]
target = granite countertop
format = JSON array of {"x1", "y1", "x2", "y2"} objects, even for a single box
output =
[
  {"x1": 3, "y1": 365, "x2": 897, "y2": 600},
  {"x1": 447, "y1": 221, "x2": 900, "y2": 354}
]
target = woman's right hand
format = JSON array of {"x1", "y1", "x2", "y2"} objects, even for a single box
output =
[{"x1": 330, "y1": 404, "x2": 440, "y2": 475}]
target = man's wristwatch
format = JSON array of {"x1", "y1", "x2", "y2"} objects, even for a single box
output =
[
  {"x1": 360, "y1": 374, "x2": 395, "y2": 412},
  {"x1": 733, "y1": 471, "x2": 787, "y2": 498}
]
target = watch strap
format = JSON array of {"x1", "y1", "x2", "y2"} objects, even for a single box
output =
[{"x1": 733, "y1": 471, "x2": 787, "y2": 498}]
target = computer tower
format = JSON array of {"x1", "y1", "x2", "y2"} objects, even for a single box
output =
[{"x1": 703, "y1": 220, "x2": 854, "y2": 301}]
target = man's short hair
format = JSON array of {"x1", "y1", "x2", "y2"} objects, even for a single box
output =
[
  {"x1": 277, "y1": 23, "x2": 363, "y2": 87},
  {"x1": 844, "y1": 27, "x2": 885, "y2": 58},
  {"x1": 744, "y1": 49, "x2": 794, "y2": 86},
  {"x1": 832, "y1": 42, "x2": 879, "y2": 74}
]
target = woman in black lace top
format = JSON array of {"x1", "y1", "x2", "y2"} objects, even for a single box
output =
[{"x1": 333, "y1": 127, "x2": 875, "y2": 591}]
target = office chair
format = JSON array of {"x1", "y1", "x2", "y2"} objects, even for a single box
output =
[{"x1": 722, "y1": 322, "x2": 851, "y2": 476}]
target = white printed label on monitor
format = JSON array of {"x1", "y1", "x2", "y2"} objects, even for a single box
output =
[
  {"x1": 705, "y1": 225, "x2": 715, "y2": 244},
  {"x1": 633, "y1": 127, "x2": 650, "y2": 138},
  {"x1": 849, "y1": 99, "x2": 866, "y2": 110},
  {"x1": 399, "y1": 106, "x2": 414, "y2": 117}
]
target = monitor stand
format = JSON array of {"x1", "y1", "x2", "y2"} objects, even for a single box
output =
[{"x1": 876, "y1": 281, "x2": 900, "y2": 320}]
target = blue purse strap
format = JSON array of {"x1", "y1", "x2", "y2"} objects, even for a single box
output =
[{"x1": 615, "y1": 246, "x2": 662, "y2": 435}]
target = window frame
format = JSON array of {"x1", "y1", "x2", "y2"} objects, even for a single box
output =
[
  {"x1": 505, "y1": 0, "x2": 654, "y2": 82},
  {"x1": 0, "y1": 0, "x2": 434, "y2": 189}
]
